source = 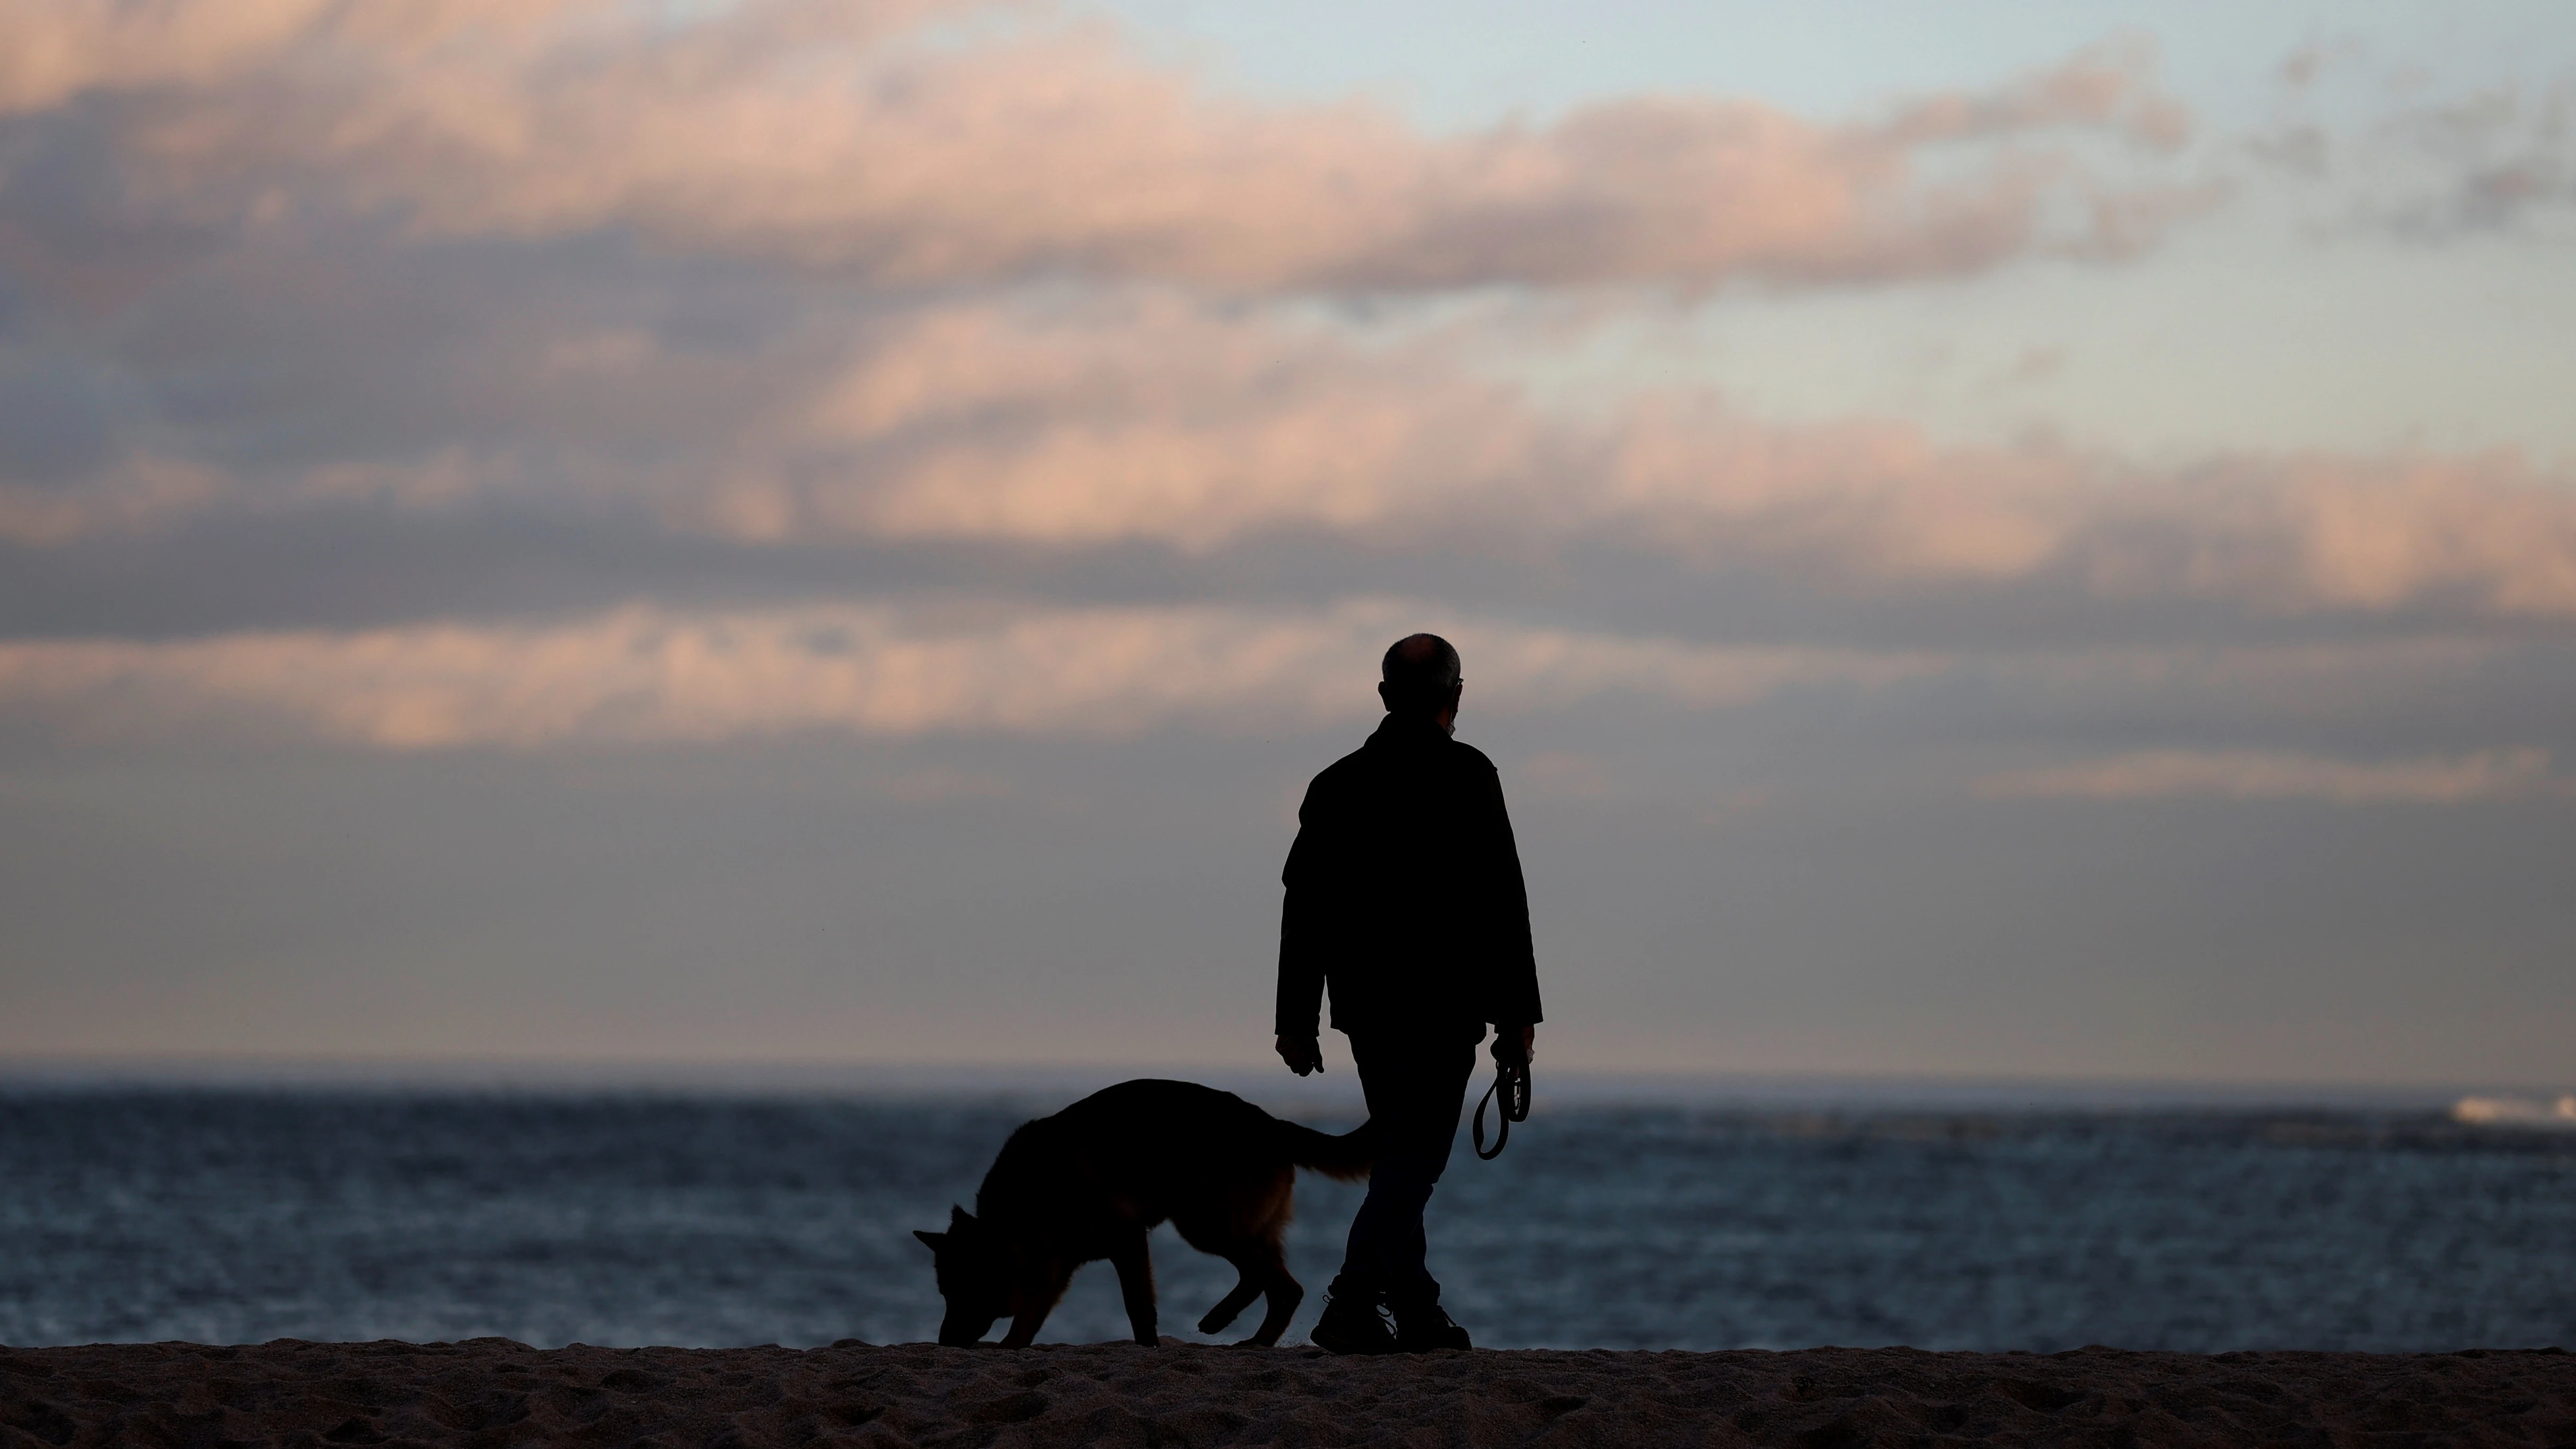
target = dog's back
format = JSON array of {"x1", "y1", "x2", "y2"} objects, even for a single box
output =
[
  {"x1": 920, "y1": 1079, "x2": 1369, "y2": 1347},
  {"x1": 986, "y1": 1079, "x2": 1366, "y2": 1210}
]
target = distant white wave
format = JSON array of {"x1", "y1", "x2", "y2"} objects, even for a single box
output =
[{"x1": 2451, "y1": 1094, "x2": 2576, "y2": 1129}]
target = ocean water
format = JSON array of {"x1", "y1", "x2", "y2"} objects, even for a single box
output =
[{"x1": 1, "y1": 1086, "x2": 2570, "y2": 1353}]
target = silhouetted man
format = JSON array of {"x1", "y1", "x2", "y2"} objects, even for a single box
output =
[{"x1": 1275, "y1": 633, "x2": 1542, "y2": 1354}]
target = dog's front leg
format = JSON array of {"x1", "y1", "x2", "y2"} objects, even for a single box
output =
[
  {"x1": 1109, "y1": 1233, "x2": 1158, "y2": 1346},
  {"x1": 997, "y1": 1265, "x2": 1072, "y2": 1348},
  {"x1": 996, "y1": 1307, "x2": 1048, "y2": 1348}
]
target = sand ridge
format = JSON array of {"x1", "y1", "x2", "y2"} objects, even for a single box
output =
[{"x1": 3, "y1": 1338, "x2": 2572, "y2": 1448}]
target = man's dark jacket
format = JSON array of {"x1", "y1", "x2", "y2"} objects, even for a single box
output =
[{"x1": 1275, "y1": 711, "x2": 1543, "y2": 1042}]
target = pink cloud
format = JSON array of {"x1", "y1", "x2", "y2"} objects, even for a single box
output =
[
  {"x1": 0, "y1": 600, "x2": 1940, "y2": 749},
  {"x1": 6, "y1": 4, "x2": 2561, "y2": 624},
  {"x1": 0, "y1": 597, "x2": 2523, "y2": 764},
  {"x1": 0, "y1": 458, "x2": 226, "y2": 546},
  {"x1": 4, "y1": 0, "x2": 2203, "y2": 291},
  {"x1": 731, "y1": 299, "x2": 2576, "y2": 617},
  {"x1": 9, "y1": 280, "x2": 2573, "y2": 625}
]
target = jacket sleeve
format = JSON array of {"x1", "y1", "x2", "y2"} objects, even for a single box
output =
[
  {"x1": 1274, "y1": 785, "x2": 1328, "y2": 1038},
  {"x1": 1477, "y1": 764, "x2": 1544, "y2": 1028}
]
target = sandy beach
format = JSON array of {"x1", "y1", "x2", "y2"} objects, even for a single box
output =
[{"x1": 5, "y1": 1338, "x2": 2570, "y2": 1448}]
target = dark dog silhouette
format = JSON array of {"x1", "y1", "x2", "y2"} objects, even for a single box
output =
[{"x1": 915, "y1": 1079, "x2": 1371, "y2": 1347}]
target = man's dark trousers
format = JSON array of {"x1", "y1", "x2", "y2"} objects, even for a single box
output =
[{"x1": 1339, "y1": 1032, "x2": 1479, "y2": 1307}]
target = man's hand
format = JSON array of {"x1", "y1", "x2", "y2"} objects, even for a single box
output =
[
  {"x1": 1492, "y1": 1023, "x2": 1535, "y2": 1067},
  {"x1": 1276, "y1": 1035, "x2": 1324, "y2": 1076}
]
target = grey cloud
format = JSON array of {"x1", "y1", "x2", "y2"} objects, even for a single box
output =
[
  {"x1": 0, "y1": 99, "x2": 238, "y2": 313},
  {"x1": 1977, "y1": 747, "x2": 2569, "y2": 805},
  {"x1": 2246, "y1": 55, "x2": 2576, "y2": 238},
  {"x1": 0, "y1": 349, "x2": 116, "y2": 484},
  {"x1": 2383, "y1": 79, "x2": 2575, "y2": 235}
]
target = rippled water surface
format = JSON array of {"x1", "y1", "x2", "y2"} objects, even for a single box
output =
[{"x1": 2, "y1": 1089, "x2": 2570, "y2": 1350}]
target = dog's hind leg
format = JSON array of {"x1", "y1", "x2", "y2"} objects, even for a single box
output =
[
  {"x1": 1199, "y1": 1246, "x2": 1300, "y2": 1345},
  {"x1": 1197, "y1": 1267, "x2": 1263, "y2": 1336},
  {"x1": 1241, "y1": 1240, "x2": 1302, "y2": 1347},
  {"x1": 1175, "y1": 1208, "x2": 1263, "y2": 1335},
  {"x1": 1178, "y1": 1172, "x2": 1303, "y2": 1346},
  {"x1": 1109, "y1": 1230, "x2": 1159, "y2": 1346}
]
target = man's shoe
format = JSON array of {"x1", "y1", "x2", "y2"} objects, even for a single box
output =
[
  {"x1": 1309, "y1": 1286, "x2": 1397, "y2": 1355},
  {"x1": 1390, "y1": 1300, "x2": 1472, "y2": 1353}
]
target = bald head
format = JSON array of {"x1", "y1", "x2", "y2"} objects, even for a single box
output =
[{"x1": 1378, "y1": 633, "x2": 1463, "y2": 720}]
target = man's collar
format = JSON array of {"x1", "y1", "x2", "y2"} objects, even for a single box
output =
[{"x1": 1368, "y1": 710, "x2": 1453, "y2": 745}]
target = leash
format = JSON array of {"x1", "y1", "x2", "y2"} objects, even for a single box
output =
[{"x1": 1471, "y1": 1055, "x2": 1531, "y2": 1160}]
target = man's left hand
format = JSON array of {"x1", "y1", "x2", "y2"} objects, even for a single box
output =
[
  {"x1": 1493, "y1": 1024, "x2": 1535, "y2": 1067},
  {"x1": 1276, "y1": 1035, "x2": 1324, "y2": 1076}
]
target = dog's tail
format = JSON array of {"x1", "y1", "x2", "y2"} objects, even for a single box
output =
[{"x1": 1275, "y1": 1118, "x2": 1373, "y2": 1181}]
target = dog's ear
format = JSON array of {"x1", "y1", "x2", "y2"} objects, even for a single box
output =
[
  {"x1": 913, "y1": 1230, "x2": 946, "y2": 1250},
  {"x1": 948, "y1": 1204, "x2": 976, "y2": 1230}
]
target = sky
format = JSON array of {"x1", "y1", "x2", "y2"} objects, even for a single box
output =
[{"x1": 2, "y1": 0, "x2": 2572, "y2": 1088}]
